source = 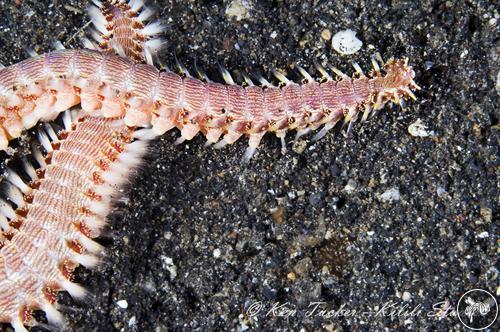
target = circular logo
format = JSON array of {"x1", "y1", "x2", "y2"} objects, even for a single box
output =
[{"x1": 457, "y1": 289, "x2": 498, "y2": 330}]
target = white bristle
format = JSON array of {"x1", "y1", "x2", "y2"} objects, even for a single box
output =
[
  {"x1": 88, "y1": 5, "x2": 107, "y2": 27},
  {"x1": 141, "y1": 21, "x2": 164, "y2": 36},
  {"x1": 137, "y1": 7, "x2": 155, "y2": 21},
  {"x1": 219, "y1": 65, "x2": 235, "y2": 85},
  {"x1": 107, "y1": 162, "x2": 129, "y2": 178},
  {"x1": 60, "y1": 280, "x2": 89, "y2": 299},
  {"x1": 313, "y1": 122, "x2": 336, "y2": 141},
  {"x1": 83, "y1": 216, "x2": 106, "y2": 231},
  {"x1": 11, "y1": 318, "x2": 29, "y2": 332},
  {"x1": 78, "y1": 235, "x2": 104, "y2": 254},
  {"x1": 5, "y1": 184, "x2": 25, "y2": 207},
  {"x1": 7, "y1": 169, "x2": 30, "y2": 194},
  {"x1": 144, "y1": 38, "x2": 165, "y2": 52},
  {"x1": 0, "y1": 215, "x2": 10, "y2": 232},
  {"x1": 92, "y1": 18, "x2": 108, "y2": 36},
  {"x1": 0, "y1": 199, "x2": 16, "y2": 219},
  {"x1": 62, "y1": 110, "x2": 72, "y2": 131},
  {"x1": 371, "y1": 56, "x2": 381, "y2": 72},
  {"x1": 44, "y1": 124, "x2": 59, "y2": 142},
  {"x1": 144, "y1": 48, "x2": 154, "y2": 65},
  {"x1": 101, "y1": 169, "x2": 126, "y2": 186},
  {"x1": 90, "y1": 29, "x2": 105, "y2": 44},
  {"x1": 271, "y1": 68, "x2": 291, "y2": 85},
  {"x1": 93, "y1": 184, "x2": 115, "y2": 197},
  {"x1": 117, "y1": 153, "x2": 144, "y2": 168},
  {"x1": 133, "y1": 128, "x2": 157, "y2": 140},
  {"x1": 296, "y1": 65, "x2": 314, "y2": 83},
  {"x1": 351, "y1": 61, "x2": 364, "y2": 75},
  {"x1": 130, "y1": 0, "x2": 145, "y2": 12},
  {"x1": 213, "y1": 140, "x2": 227, "y2": 149},
  {"x1": 22, "y1": 158, "x2": 37, "y2": 181},
  {"x1": 40, "y1": 301, "x2": 65, "y2": 326},
  {"x1": 174, "y1": 136, "x2": 185, "y2": 145},
  {"x1": 26, "y1": 49, "x2": 38, "y2": 58},
  {"x1": 243, "y1": 145, "x2": 257, "y2": 161},
  {"x1": 88, "y1": 201, "x2": 110, "y2": 217},
  {"x1": 74, "y1": 254, "x2": 99, "y2": 268},
  {"x1": 293, "y1": 127, "x2": 311, "y2": 143},
  {"x1": 70, "y1": 109, "x2": 80, "y2": 123},
  {"x1": 110, "y1": 41, "x2": 127, "y2": 57},
  {"x1": 32, "y1": 147, "x2": 47, "y2": 168},
  {"x1": 257, "y1": 76, "x2": 272, "y2": 88},
  {"x1": 81, "y1": 37, "x2": 98, "y2": 50},
  {"x1": 280, "y1": 135, "x2": 286, "y2": 152},
  {"x1": 37, "y1": 130, "x2": 53, "y2": 153},
  {"x1": 91, "y1": 0, "x2": 103, "y2": 8},
  {"x1": 124, "y1": 139, "x2": 148, "y2": 153},
  {"x1": 53, "y1": 41, "x2": 66, "y2": 50}
]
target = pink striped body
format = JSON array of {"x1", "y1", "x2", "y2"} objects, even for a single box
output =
[
  {"x1": 0, "y1": 116, "x2": 146, "y2": 329},
  {"x1": 0, "y1": 49, "x2": 418, "y2": 150}
]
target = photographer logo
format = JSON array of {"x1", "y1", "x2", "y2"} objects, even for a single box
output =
[{"x1": 457, "y1": 289, "x2": 498, "y2": 330}]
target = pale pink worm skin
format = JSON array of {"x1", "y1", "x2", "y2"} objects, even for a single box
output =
[
  {"x1": 0, "y1": 115, "x2": 144, "y2": 330},
  {"x1": 0, "y1": 49, "x2": 419, "y2": 153},
  {"x1": 0, "y1": 1, "x2": 422, "y2": 330}
]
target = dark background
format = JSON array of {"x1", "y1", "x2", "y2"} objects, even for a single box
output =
[{"x1": 0, "y1": 0, "x2": 498, "y2": 331}]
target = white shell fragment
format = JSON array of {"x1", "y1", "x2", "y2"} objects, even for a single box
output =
[
  {"x1": 378, "y1": 188, "x2": 401, "y2": 203},
  {"x1": 408, "y1": 119, "x2": 435, "y2": 137},
  {"x1": 331, "y1": 29, "x2": 363, "y2": 55},
  {"x1": 117, "y1": 300, "x2": 128, "y2": 309},
  {"x1": 226, "y1": 0, "x2": 252, "y2": 21}
]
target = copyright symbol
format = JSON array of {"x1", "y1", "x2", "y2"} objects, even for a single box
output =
[{"x1": 246, "y1": 301, "x2": 263, "y2": 317}]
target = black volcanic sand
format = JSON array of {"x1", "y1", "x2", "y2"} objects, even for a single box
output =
[{"x1": 0, "y1": 0, "x2": 498, "y2": 331}]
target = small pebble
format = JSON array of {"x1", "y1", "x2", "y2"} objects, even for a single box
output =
[
  {"x1": 480, "y1": 206, "x2": 492, "y2": 223},
  {"x1": 343, "y1": 179, "x2": 357, "y2": 194},
  {"x1": 213, "y1": 248, "x2": 221, "y2": 258},
  {"x1": 408, "y1": 119, "x2": 434, "y2": 137},
  {"x1": 378, "y1": 188, "x2": 401, "y2": 202},
  {"x1": 117, "y1": 300, "x2": 128, "y2": 309},
  {"x1": 476, "y1": 231, "x2": 489, "y2": 239},
  {"x1": 161, "y1": 255, "x2": 178, "y2": 279},
  {"x1": 321, "y1": 29, "x2": 332, "y2": 41},
  {"x1": 271, "y1": 206, "x2": 285, "y2": 223},
  {"x1": 436, "y1": 186, "x2": 446, "y2": 197},
  {"x1": 225, "y1": 0, "x2": 252, "y2": 21},
  {"x1": 292, "y1": 139, "x2": 307, "y2": 154},
  {"x1": 293, "y1": 257, "x2": 313, "y2": 277}
]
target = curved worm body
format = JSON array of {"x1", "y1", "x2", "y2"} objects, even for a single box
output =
[
  {"x1": 0, "y1": 113, "x2": 149, "y2": 330},
  {"x1": 0, "y1": 1, "x2": 420, "y2": 330},
  {"x1": 0, "y1": 49, "x2": 419, "y2": 158}
]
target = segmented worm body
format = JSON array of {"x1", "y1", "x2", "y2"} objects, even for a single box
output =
[
  {"x1": 0, "y1": 49, "x2": 418, "y2": 158},
  {"x1": 0, "y1": 0, "x2": 420, "y2": 330},
  {"x1": 0, "y1": 112, "x2": 149, "y2": 330}
]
